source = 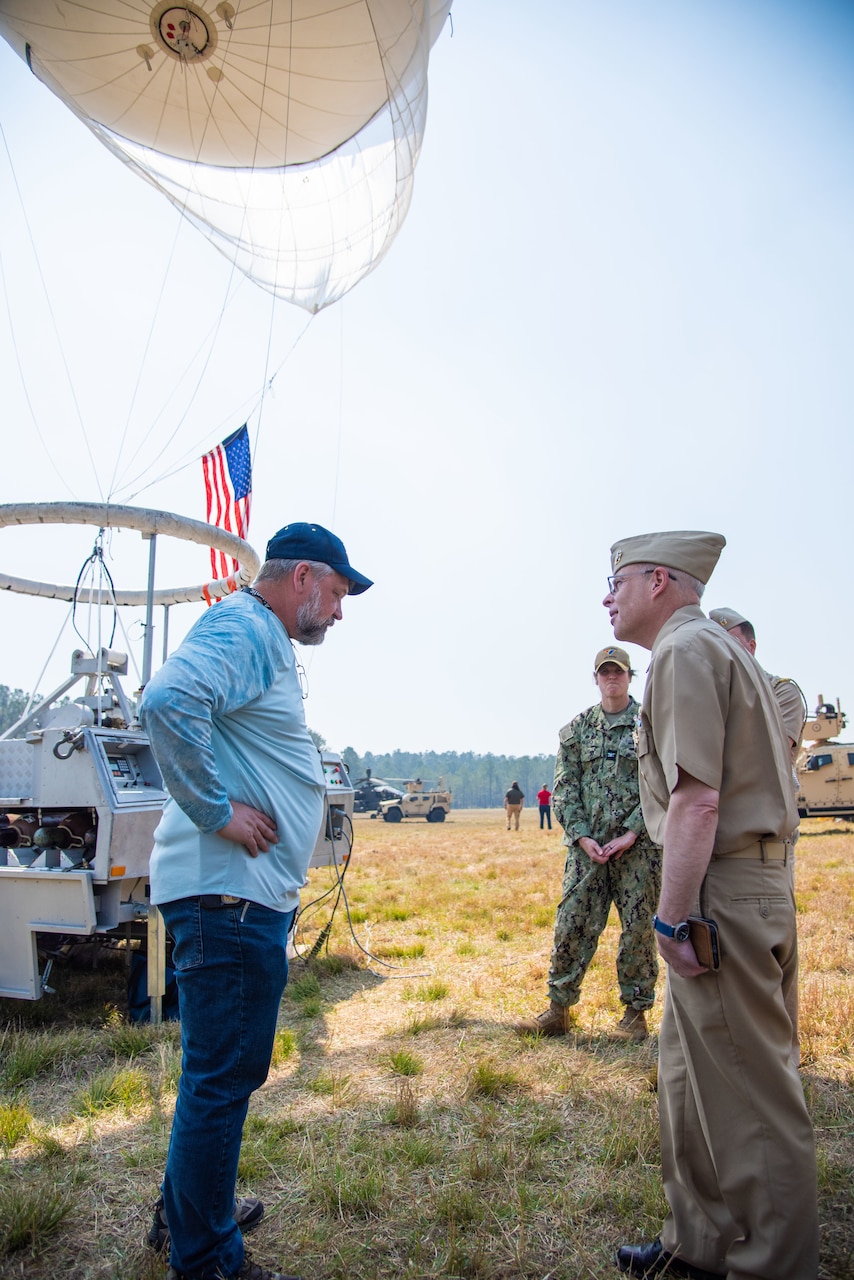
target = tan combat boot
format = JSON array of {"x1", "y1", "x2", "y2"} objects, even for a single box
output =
[
  {"x1": 611, "y1": 1007, "x2": 649, "y2": 1042},
  {"x1": 514, "y1": 1001, "x2": 572, "y2": 1037}
]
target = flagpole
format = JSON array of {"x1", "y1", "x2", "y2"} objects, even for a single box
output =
[{"x1": 141, "y1": 532, "x2": 157, "y2": 686}]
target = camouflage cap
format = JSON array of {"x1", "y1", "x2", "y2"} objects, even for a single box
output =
[
  {"x1": 594, "y1": 645, "x2": 631, "y2": 672},
  {"x1": 709, "y1": 607, "x2": 748, "y2": 632},
  {"x1": 609, "y1": 530, "x2": 726, "y2": 584}
]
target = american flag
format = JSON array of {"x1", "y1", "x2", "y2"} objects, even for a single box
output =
[{"x1": 202, "y1": 424, "x2": 252, "y2": 580}]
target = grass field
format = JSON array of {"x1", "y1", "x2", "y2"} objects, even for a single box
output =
[{"x1": 0, "y1": 810, "x2": 851, "y2": 1280}]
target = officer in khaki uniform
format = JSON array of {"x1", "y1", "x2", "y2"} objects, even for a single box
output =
[
  {"x1": 604, "y1": 531, "x2": 818, "y2": 1280},
  {"x1": 709, "y1": 606, "x2": 807, "y2": 1068},
  {"x1": 708, "y1": 608, "x2": 807, "y2": 760}
]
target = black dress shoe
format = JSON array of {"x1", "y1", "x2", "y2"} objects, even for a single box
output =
[
  {"x1": 615, "y1": 1239, "x2": 725, "y2": 1279},
  {"x1": 615, "y1": 1240, "x2": 667, "y2": 1276}
]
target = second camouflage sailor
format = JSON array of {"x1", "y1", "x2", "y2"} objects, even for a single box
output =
[{"x1": 517, "y1": 647, "x2": 661, "y2": 1040}]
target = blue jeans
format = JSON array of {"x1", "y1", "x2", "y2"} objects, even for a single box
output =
[
  {"x1": 539, "y1": 805, "x2": 552, "y2": 829},
  {"x1": 158, "y1": 896, "x2": 295, "y2": 1280}
]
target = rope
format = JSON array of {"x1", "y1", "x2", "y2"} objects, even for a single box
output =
[{"x1": 0, "y1": 122, "x2": 102, "y2": 499}]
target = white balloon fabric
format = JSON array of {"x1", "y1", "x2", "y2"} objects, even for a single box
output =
[{"x1": 0, "y1": 0, "x2": 452, "y2": 312}]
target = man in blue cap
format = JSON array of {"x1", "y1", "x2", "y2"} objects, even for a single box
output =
[{"x1": 141, "y1": 523, "x2": 372, "y2": 1280}]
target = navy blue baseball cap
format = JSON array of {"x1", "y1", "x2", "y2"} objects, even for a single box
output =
[{"x1": 265, "y1": 522, "x2": 373, "y2": 594}]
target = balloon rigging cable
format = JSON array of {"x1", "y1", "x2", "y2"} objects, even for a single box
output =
[{"x1": 0, "y1": 120, "x2": 102, "y2": 502}]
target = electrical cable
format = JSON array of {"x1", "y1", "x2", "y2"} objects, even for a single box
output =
[
  {"x1": 290, "y1": 811, "x2": 353, "y2": 954},
  {"x1": 291, "y1": 810, "x2": 431, "y2": 976},
  {"x1": 71, "y1": 533, "x2": 118, "y2": 653}
]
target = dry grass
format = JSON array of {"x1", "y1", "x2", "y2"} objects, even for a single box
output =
[{"x1": 0, "y1": 811, "x2": 852, "y2": 1279}]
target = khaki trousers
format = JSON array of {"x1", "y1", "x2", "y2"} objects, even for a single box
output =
[
  {"x1": 505, "y1": 803, "x2": 522, "y2": 830},
  {"x1": 659, "y1": 856, "x2": 818, "y2": 1280},
  {"x1": 782, "y1": 849, "x2": 800, "y2": 1067}
]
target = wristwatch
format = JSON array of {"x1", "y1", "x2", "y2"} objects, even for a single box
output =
[{"x1": 653, "y1": 914, "x2": 690, "y2": 942}]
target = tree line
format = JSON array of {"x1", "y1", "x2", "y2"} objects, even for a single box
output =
[
  {"x1": 337, "y1": 746, "x2": 557, "y2": 810},
  {"x1": 0, "y1": 686, "x2": 32, "y2": 736}
]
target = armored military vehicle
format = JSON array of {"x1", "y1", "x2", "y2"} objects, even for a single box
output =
[
  {"x1": 377, "y1": 777, "x2": 452, "y2": 823},
  {"x1": 795, "y1": 696, "x2": 854, "y2": 819}
]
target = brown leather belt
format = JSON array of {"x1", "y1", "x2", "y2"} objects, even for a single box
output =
[{"x1": 714, "y1": 839, "x2": 790, "y2": 862}]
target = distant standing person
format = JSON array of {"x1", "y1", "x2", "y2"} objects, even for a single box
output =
[
  {"x1": 504, "y1": 781, "x2": 524, "y2": 830},
  {"x1": 537, "y1": 784, "x2": 553, "y2": 830},
  {"x1": 516, "y1": 647, "x2": 660, "y2": 1041}
]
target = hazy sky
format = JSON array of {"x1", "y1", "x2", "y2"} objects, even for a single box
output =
[{"x1": 1, "y1": 1, "x2": 853, "y2": 758}]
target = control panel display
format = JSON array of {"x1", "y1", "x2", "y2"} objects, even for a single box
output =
[{"x1": 91, "y1": 734, "x2": 166, "y2": 806}]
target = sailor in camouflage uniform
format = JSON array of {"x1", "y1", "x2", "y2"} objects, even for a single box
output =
[{"x1": 516, "y1": 646, "x2": 661, "y2": 1041}]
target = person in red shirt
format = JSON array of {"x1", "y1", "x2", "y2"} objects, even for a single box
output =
[{"x1": 537, "y1": 785, "x2": 552, "y2": 830}]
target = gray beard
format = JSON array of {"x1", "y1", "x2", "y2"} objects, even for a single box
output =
[{"x1": 294, "y1": 585, "x2": 332, "y2": 646}]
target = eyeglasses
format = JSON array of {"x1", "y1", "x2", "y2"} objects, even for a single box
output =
[
  {"x1": 607, "y1": 569, "x2": 655, "y2": 595},
  {"x1": 606, "y1": 568, "x2": 676, "y2": 594}
]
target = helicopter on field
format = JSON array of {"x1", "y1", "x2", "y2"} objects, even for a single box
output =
[{"x1": 351, "y1": 769, "x2": 404, "y2": 814}]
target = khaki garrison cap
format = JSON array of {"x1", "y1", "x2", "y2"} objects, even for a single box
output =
[
  {"x1": 594, "y1": 646, "x2": 631, "y2": 672},
  {"x1": 709, "y1": 607, "x2": 748, "y2": 632},
  {"x1": 609, "y1": 531, "x2": 726, "y2": 585}
]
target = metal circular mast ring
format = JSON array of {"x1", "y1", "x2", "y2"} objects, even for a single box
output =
[{"x1": 0, "y1": 502, "x2": 260, "y2": 607}]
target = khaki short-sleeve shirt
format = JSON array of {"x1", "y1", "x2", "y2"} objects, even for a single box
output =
[
  {"x1": 768, "y1": 673, "x2": 806, "y2": 753},
  {"x1": 638, "y1": 606, "x2": 798, "y2": 853}
]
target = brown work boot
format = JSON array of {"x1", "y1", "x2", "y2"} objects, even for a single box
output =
[
  {"x1": 611, "y1": 1007, "x2": 649, "y2": 1042},
  {"x1": 514, "y1": 1000, "x2": 572, "y2": 1037}
]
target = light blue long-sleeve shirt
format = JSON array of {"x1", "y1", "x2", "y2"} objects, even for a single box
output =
[{"x1": 140, "y1": 590, "x2": 325, "y2": 913}]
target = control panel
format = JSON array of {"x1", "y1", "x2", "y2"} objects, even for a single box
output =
[
  {"x1": 309, "y1": 751, "x2": 354, "y2": 869},
  {"x1": 96, "y1": 736, "x2": 165, "y2": 806},
  {"x1": 322, "y1": 758, "x2": 350, "y2": 791}
]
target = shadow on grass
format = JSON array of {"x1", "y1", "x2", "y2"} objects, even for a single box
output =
[
  {"x1": 0, "y1": 943, "x2": 131, "y2": 1031},
  {"x1": 798, "y1": 824, "x2": 854, "y2": 839}
]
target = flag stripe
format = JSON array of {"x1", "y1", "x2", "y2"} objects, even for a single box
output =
[{"x1": 201, "y1": 425, "x2": 252, "y2": 604}]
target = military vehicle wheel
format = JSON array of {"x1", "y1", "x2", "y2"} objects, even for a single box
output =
[
  {"x1": 383, "y1": 807, "x2": 403, "y2": 823},
  {"x1": 426, "y1": 808, "x2": 445, "y2": 822}
]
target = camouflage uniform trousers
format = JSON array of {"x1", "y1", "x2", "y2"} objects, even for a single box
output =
[{"x1": 547, "y1": 837, "x2": 661, "y2": 1010}]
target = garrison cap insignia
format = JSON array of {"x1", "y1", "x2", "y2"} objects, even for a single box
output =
[{"x1": 609, "y1": 531, "x2": 725, "y2": 583}]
